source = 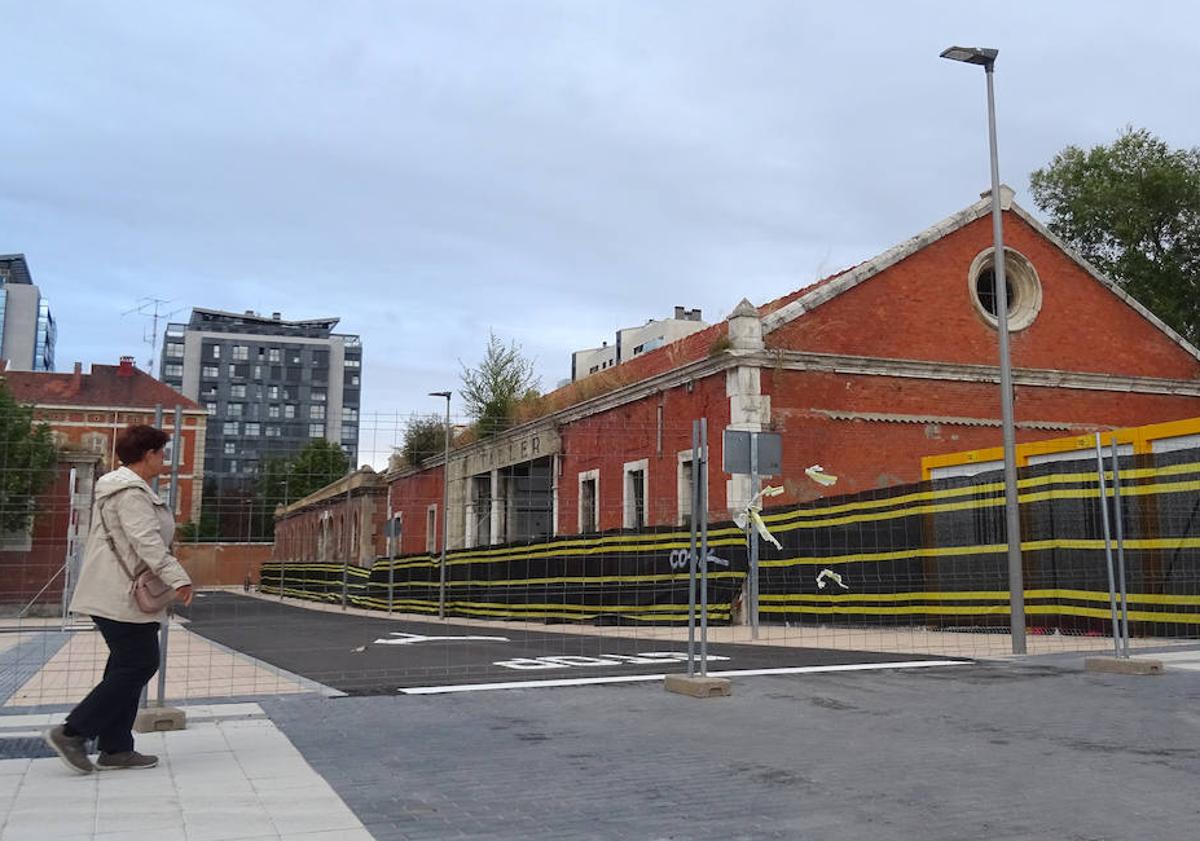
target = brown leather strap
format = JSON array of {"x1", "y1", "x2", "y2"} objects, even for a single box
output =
[{"x1": 96, "y1": 489, "x2": 144, "y2": 584}]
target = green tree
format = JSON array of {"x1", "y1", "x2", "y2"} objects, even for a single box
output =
[
  {"x1": 176, "y1": 505, "x2": 220, "y2": 543},
  {"x1": 288, "y1": 439, "x2": 352, "y2": 496},
  {"x1": 252, "y1": 440, "x2": 350, "y2": 538},
  {"x1": 1030, "y1": 127, "x2": 1200, "y2": 344},
  {"x1": 0, "y1": 382, "x2": 59, "y2": 534},
  {"x1": 460, "y1": 330, "x2": 540, "y2": 437},
  {"x1": 401, "y1": 414, "x2": 447, "y2": 466},
  {"x1": 252, "y1": 457, "x2": 295, "y2": 539}
]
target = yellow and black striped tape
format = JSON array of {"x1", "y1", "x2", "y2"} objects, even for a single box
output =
[
  {"x1": 258, "y1": 585, "x2": 732, "y2": 622},
  {"x1": 279, "y1": 458, "x2": 1200, "y2": 570}
]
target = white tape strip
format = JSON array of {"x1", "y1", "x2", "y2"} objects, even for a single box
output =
[
  {"x1": 806, "y1": 464, "x2": 838, "y2": 487},
  {"x1": 736, "y1": 485, "x2": 785, "y2": 550},
  {"x1": 816, "y1": 569, "x2": 850, "y2": 590}
]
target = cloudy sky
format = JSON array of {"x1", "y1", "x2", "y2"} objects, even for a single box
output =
[{"x1": 3, "y1": 1, "x2": 1195, "y2": 465}]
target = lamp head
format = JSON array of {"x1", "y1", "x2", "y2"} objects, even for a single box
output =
[{"x1": 940, "y1": 46, "x2": 998, "y2": 67}]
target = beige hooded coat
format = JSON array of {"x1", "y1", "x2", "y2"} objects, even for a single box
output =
[{"x1": 69, "y1": 466, "x2": 192, "y2": 624}]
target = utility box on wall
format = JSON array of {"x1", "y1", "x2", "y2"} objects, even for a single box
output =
[{"x1": 723, "y1": 430, "x2": 781, "y2": 476}]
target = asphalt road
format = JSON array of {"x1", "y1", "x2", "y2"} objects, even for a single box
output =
[
  {"x1": 177, "y1": 592, "x2": 956, "y2": 695},
  {"x1": 262, "y1": 656, "x2": 1200, "y2": 840}
]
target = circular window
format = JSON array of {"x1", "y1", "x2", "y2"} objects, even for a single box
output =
[{"x1": 968, "y1": 247, "x2": 1042, "y2": 331}]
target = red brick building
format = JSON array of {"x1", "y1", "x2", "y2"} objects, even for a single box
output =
[
  {"x1": 1, "y1": 357, "x2": 208, "y2": 523},
  {"x1": 286, "y1": 189, "x2": 1200, "y2": 560},
  {"x1": 0, "y1": 451, "x2": 101, "y2": 611},
  {"x1": 273, "y1": 467, "x2": 389, "y2": 567}
]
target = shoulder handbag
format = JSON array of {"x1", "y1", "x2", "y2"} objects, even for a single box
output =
[{"x1": 97, "y1": 490, "x2": 177, "y2": 614}]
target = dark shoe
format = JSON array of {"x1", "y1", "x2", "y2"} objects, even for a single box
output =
[
  {"x1": 44, "y1": 725, "x2": 94, "y2": 775},
  {"x1": 96, "y1": 750, "x2": 159, "y2": 771}
]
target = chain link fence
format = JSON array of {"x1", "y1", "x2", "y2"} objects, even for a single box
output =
[{"x1": 3, "y1": 409, "x2": 1196, "y2": 706}]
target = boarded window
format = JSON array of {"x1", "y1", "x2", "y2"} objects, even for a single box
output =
[{"x1": 580, "y1": 477, "x2": 597, "y2": 533}]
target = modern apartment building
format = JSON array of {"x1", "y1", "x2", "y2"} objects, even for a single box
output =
[
  {"x1": 0, "y1": 254, "x2": 57, "y2": 372},
  {"x1": 571, "y1": 306, "x2": 706, "y2": 381},
  {"x1": 160, "y1": 308, "x2": 362, "y2": 537}
]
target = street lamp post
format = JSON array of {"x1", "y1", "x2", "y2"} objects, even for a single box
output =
[
  {"x1": 941, "y1": 45, "x2": 1026, "y2": 654},
  {"x1": 429, "y1": 391, "x2": 452, "y2": 620}
]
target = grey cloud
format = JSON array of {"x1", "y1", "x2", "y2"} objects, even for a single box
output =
[{"x1": 2, "y1": 1, "x2": 1196, "y2": 464}]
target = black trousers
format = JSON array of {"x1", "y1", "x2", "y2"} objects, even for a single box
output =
[{"x1": 66, "y1": 617, "x2": 160, "y2": 754}]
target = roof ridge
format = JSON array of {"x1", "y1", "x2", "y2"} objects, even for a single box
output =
[
  {"x1": 756, "y1": 265, "x2": 857, "y2": 318},
  {"x1": 1006, "y1": 204, "x2": 1200, "y2": 364},
  {"x1": 1, "y1": 364, "x2": 201, "y2": 411},
  {"x1": 761, "y1": 193, "x2": 995, "y2": 333},
  {"x1": 759, "y1": 189, "x2": 1200, "y2": 364}
]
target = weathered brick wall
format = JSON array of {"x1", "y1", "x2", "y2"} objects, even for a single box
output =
[
  {"x1": 34, "y1": 408, "x2": 206, "y2": 524},
  {"x1": 387, "y1": 466, "x2": 444, "y2": 555},
  {"x1": 558, "y1": 374, "x2": 730, "y2": 533},
  {"x1": 272, "y1": 491, "x2": 387, "y2": 565},
  {"x1": 274, "y1": 507, "x2": 319, "y2": 562},
  {"x1": 383, "y1": 374, "x2": 734, "y2": 550},
  {"x1": 767, "y1": 211, "x2": 1200, "y2": 380},
  {"x1": 176, "y1": 542, "x2": 274, "y2": 586},
  {"x1": 761, "y1": 366, "x2": 1200, "y2": 502},
  {"x1": 0, "y1": 463, "x2": 76, "y2": 608}
]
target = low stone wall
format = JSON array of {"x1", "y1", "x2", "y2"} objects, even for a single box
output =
[{"x1": 176, "y1": 543, "x2": 274, "y2": 587}]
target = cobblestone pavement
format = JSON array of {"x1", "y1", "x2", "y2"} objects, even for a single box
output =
[{"x1": 262, "y1": 654, "x2": 1200, "y2": 840}]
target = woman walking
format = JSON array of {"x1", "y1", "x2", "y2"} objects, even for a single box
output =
[{"x1": 44, "y1": 424, "x2": 194, "y2": 774}]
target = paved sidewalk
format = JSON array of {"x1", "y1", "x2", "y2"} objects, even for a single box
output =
[
  {"x1": 0, "y1": 703, "x2": 372, "y2": 841},
  {"x1": 0, "y1": 629, "x2": 73, "y2": 705},
  {"x1": 1, "y1": 620, "x2": 316, "y2": 708},
  {"x1": 1136, "y1": 648, "x2": 1200, "y2": 670}
]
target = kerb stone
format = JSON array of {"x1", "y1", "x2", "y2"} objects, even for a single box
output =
[
  {"x1": 134, "y1": 706, "x2": 187, "y2": 732},
  {"x1": 664, "y1": 674, "x2": 732, "y2": 698},
  {"x1": 1085, "y1": 657, "x2": 1163, "y2": 676}
]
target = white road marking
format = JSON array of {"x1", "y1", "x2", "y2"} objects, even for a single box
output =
[
  {"x1": 372, "y1": 632, "x2": 511, "y2": 646},
  {"x1": 398, "y1": 659, "x2": 972, "y2": 695},
  {"x1": 493, "y1": 652, "x2": 730, "y2": 670}
]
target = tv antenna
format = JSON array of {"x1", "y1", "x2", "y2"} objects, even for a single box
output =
[{"x1": 123, "y1": 298, "x2": 186, "y2": 376}]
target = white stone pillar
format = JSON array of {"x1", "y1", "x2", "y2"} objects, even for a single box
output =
[
  {"x1": 489, "y1": 467, "x2": 502, "y2": 545},
  {"x1": 723, "y1": 299, "x2": 769, "y2": 517},
  {"x1": 551, "y1": 454, "x2": 560, "y2": 536}
]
